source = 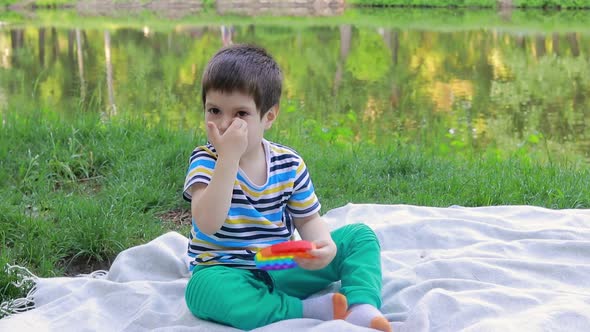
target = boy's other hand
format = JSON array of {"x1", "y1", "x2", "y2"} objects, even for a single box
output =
[
  {"x1": 207, "y1": 120, "x2": 248, "y2": 162},
  {"x1": 294, "y1": 240, "x2": 337, "y2": 271}
]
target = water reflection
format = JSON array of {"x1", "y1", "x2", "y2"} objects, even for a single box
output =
[{"x1": 0, "y1": 20, "x2": 588, "y2": 162}]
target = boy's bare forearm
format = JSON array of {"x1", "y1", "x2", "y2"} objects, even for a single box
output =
[
  {"x1": 295, "y1": 214, "x2": 334, "y2": 244},
  {"x1": 191, "y1": 156, "x2": 239, "y2": 235},
  {"x1": 294, "y1": 214, "x2": 337, "y2": 270}
]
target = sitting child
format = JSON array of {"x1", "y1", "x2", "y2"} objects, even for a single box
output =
[{"x1": 183, "y1": 43, "x2": 391, "y2": 332}]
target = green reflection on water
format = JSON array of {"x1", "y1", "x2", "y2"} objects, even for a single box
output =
[{"x1": 1, "y1": 11, "x2": 589, "y2": 163}]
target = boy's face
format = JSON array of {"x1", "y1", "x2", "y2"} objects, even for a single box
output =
[{"x1": 204, "y1": 89, "x2": 278, "y2": 156}]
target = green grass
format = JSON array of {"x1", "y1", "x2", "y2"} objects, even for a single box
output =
[
  {"x1": 2, "y1": 7, "x2": 590, "y2": 34},
  {"x1": 513, "y1": 0, "x2": 590, "y2": 8},
  {"x1": 348, "y1": 0, "x2": 498, "y2": 7},
  {"x1": 0, "y1": 0, "x2": 75, "y2": 7},
  {"x1": 3, "y1": 0, "x2": 589, "y2": 9},
  {"x1": 348, "y1": 0, "x2": 590, "y2": 8},
  {"x1": 1, "y1": 110, "x2": 589, "y2": 311},
  {"x1": 304, "y1": 147, "x2": 589, "y2": 210}
]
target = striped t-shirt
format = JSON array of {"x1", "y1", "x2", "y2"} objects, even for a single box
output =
[{"x1": 183, "y1": 139, "x2": 321, "y2": 270}]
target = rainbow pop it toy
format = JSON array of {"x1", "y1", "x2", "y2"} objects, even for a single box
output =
[{"x1": 254, "y1": 240, "x2": 316, "y2": 271}]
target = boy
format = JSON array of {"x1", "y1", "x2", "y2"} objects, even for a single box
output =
[{"x1": 183, "y1": 44, "x2": 390, "y2": 332}]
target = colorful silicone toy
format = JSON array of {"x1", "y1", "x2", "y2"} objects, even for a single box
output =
[{"x1": 254, "y1": 240, "x2": 316, "y2": 271}]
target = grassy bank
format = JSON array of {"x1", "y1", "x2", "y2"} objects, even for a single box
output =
[
  {"x1": 2, "y1": 7, "x2": 590, "y2": 35},
  {"x1": 3, "y1": 0, "x2": 590, "y2": 9},
  {"x1": 1, "y1": 0, "x2": 75, "y2": 7},
  {"x1": 348, "y1": 0, "x2": 590, "y2": 9},
  {"x1": 1, "y1": 111, "x2": 589, "y2": 309}
]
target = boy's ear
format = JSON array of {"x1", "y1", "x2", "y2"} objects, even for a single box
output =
[{"x1": 264, "y1": 105, "x2": 280, "y2": 129}]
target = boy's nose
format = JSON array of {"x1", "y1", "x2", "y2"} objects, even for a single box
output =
[{"x1": 218, "y1": 117, "x2": 232, "y2": 132}]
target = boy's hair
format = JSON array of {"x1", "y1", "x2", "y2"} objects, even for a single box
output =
[{"x1": 201, "y1": 44, "x2": 283, "y2": 117}]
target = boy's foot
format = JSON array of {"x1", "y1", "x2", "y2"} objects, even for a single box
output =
[
  {"x1": 302, "y1": 293, "x2": 348, "y2": 320},
  {"x1": 345, "y1": 304, "x2": 392, "y2": 332}
]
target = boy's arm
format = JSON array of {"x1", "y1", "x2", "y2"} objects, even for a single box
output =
[
  {"x1": 189, "y1": 119, "x2": 247, "y2": 235},
  {"x1": 189, "y1": 155, "x2": 240, "y2": 235},
  {"x1": 293, "y1": 213, "x2": 337, "y2": 270}
]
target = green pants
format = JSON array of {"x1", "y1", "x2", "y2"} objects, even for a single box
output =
[{"x1": 185, "y1": 223, "x2": 382, "y2": 330}]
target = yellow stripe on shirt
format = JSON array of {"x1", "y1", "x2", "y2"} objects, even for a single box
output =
[
  {"x1": 288, "y1": 194, "x2": 318, "y2": 208},
  {"x1": 187, "y1": 166, "x2": 214, "y2": 179},
  {"x1": 239, "y1": 181, "x2": 294, "y2": 198}
]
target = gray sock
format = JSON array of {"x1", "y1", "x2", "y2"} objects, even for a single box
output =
[
  {"x1": 302, "y1": 293, "x2": 347, "y2": 321},
  {"x1": 345, "y1": 304, "x2": 391, "y2": 332}
]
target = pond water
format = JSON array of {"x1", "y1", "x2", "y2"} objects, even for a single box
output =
[{"x1": 1, "y1": 8, "x2": 589, "y2": 162}]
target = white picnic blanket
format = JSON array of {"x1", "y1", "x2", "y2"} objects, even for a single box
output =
[{"x1": 1, "y1": 203, "x2": 590, "y2": 331}]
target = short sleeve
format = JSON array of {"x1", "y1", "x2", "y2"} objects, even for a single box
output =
[
  {"x1": 183, "y1": 146, "x2": 217, "y2": 202},
  {"x1": 286, "y1": 159, "x2": 321, "y2": 218}
]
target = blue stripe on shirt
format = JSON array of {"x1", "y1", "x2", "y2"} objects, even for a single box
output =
[
  {"x1": 189, "y1": 158, "x2": 215, "y2": 172},
  {"x1": 291, "y1": 187, "x2": 314, "y2": 201},
  {"x1": 194, "y1": 231, "x2": 285, "y2": 247},
  {"x1": 268, "y1": 171, "x2": 296, "y2": 184},
  {"x1": 227, "y1": 208, "x2": 284, "y2": 222}
]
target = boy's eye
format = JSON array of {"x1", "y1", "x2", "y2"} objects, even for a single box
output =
[
  {"x1": 237, "y1": 111, "x2": 249, "y2": 117},
  {"x1": 207, "y1": 108, "x2": 221, "y2": 115}
]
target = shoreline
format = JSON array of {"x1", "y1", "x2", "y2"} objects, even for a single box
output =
[{"x1": 4, "y1": 0, "x2": 590, "y2": 12}]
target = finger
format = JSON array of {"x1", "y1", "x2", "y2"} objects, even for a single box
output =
[
  {"x1": 298, "y1": 248, "x2": 324, "y2": 261},
  {"x1": 308, "y1": 248, "x2": 326, "y2": 257},
  {"x1": 294, "y1": 257, "x2": 322, "y2": 271},
  {"x1": 312, "y1": 240, "x2": 330, "y2": 249},
  {"x1": 294, "y1": 257, "x2": 317, "y2": 268},
  {"x1": 207, "y1": 122, "x2": 221, "y2": 143},
  {"x1": 293, "y1": 254, "x2": 317, "y2": 264},
  {"x1": 228, "y1": 119, "x2": 244, "y2": 131}
]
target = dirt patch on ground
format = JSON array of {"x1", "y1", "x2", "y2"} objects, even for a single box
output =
[
  {"x1": 157, "y1": 208, "x2": 192, "y2": 227},
  {"x1": 61, "y1": 254, "x2": 114, "y2": 276}
]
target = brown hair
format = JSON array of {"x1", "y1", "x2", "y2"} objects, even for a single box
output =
[{"x1": 201, "y1": 44, "x2": 283, "y2": 117}]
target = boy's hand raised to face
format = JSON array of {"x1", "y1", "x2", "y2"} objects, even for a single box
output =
[{"x1": 207, "y1": 119, "x2": 248, "y2": 162}]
